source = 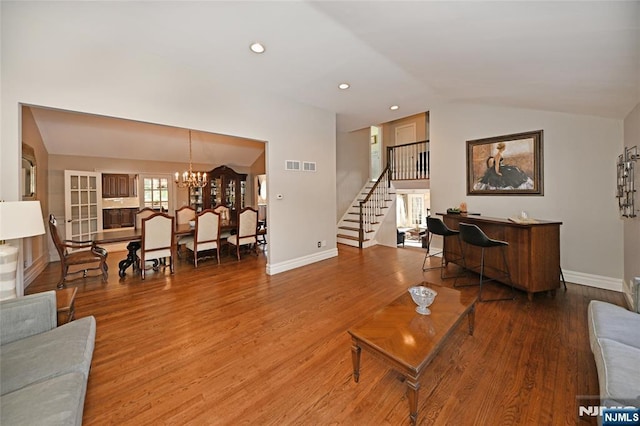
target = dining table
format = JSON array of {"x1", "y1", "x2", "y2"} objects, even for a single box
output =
[{"x1": 85, "y1": 220, "x2": 236, "y2": 278}]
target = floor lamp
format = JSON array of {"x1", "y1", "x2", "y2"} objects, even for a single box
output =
[{"x1": 0, "y1": 201, "x2": 46, "y2": 300}]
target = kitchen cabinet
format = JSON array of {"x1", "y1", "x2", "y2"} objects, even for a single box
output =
[
  {"x1": 102, "y1": 174, "x2": 137, "y2": 198},
  {"x1": 207, "y1": 166, "x2": 247, "y2": 217},
  {"x1": 103, "y1": 208, "x2": 137, "y2": 229}
]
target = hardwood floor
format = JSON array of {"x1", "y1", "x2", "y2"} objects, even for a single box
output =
[{"x1": 26, "y1": 244, "x2": 625, "y2": 425}]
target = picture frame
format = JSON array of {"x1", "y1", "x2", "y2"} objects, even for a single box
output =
[{"x1": 466, "y1": 130, "x2": 543, "y2": 196}]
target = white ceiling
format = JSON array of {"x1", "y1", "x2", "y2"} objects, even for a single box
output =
[{"x1": 16, "y1": 1, "x2": 639, "y2": 164}]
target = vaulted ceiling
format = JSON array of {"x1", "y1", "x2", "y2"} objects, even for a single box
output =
[{"x1": 12, "y1": 1, "x2": 639, "y2": 165}]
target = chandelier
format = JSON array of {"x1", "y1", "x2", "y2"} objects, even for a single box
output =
[{"x1": 175, "y1": 130, "x2": 207, "y2": 189}]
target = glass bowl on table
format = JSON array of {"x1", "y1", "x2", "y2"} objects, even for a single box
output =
[{"x1": 408, "y1": 286, "x2": 438, "y2": 315}]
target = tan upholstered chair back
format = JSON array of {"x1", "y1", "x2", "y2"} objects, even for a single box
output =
[
  {"x1": 141, "y1": 213, "x2": 174, "y2": 258},
  {"x1": 238, "y1": 208, "x2": 258, "y2": 239},
  {"x1": 175, "y1": 206, "x2": 196, "y2": 225},
  {"x1": 136, "y1": 208, "x2": 156, "y2": 229}
]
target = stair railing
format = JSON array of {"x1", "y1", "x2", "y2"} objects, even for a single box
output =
[
  {"x1": 387, "y1": 140, "x2": 430, "y2": 180},
  {"x1": 358, "y1": 166, "x2": 391, "y2": 248}
]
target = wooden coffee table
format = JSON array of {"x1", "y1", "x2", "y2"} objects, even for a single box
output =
[{"x1": 348, "y1": 284, "x2": 477, "y2": 425}]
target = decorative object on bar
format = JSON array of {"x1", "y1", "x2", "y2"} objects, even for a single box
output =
[
  {"x1": 408, "y1": 285, "x2": 437, "y2": 315},
  {"x1": 616, "y1": 145, "x2": 638, "y2": 218},
  {"x1": 175, "y1": 129, "x2": 207, "y2": 189},
  {"x1": 467, "y1": 130, "x2": 543, "y2": 196},
  {"x1": 0, "y1": 201, "x2": 45, "y2": 300}
]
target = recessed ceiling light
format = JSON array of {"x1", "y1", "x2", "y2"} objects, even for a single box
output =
[
  {"x1": 390, "y1": 105, "x2": 399, "y2": 111},
  {"x1": 338, "y1": 83, "x2": 350, "y2": 90},
  {"x1": 250, "y1": 42, "x2": 265, "y2": 54}
]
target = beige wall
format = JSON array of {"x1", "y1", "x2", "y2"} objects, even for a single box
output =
[
  {"x1": 381, "y1": 112, "x2": 428, "y2": 164},
  {"x1": 431, "y1": 102, "x2": 624, "y2": 290},
  {"x1": 21, "y1": 106, "x2": 49, "y2": 289},
  {"x1": 336, "y1": 128, "x2": 370, "y2": 220},
  {"x1": 623, "y1": 102, "x2": 640, "y2": 305}
]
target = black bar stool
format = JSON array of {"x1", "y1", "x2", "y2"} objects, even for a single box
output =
[
  {"x1": 422, "y1": 216, "x2": 465, "y2": 279},
  {"x1": 455, "y1": 223, "x2": 516, "y2": 302}
]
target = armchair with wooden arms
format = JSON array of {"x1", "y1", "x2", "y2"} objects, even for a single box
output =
[{"x1": 48, "y1": 214, "x2": 108, "y2": 288}]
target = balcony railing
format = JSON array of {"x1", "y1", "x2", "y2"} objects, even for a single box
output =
[{"x1": 387, "y1": 140, "x2": 429, "y2": 180}]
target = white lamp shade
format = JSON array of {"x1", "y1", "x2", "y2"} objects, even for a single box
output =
[{"x1": 0, "y1": 201, "x2": 45, "y2": 240}]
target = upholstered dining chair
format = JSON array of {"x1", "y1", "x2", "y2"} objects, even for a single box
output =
[
  {"x1": 48, "y1": 214, "x2": 108, "y2": 288},
  {"x1": 185, "y1": 209, "x2": 221, "y2": 267},
  {"x1": 135, "y1": 207, "x2": 156, "y2": 230},
  {"x1": 213, "y1": 204, "x2": 232, "y2": 239},
  {"x1": 136, "y1": 212, "x2": 175, "y2": 279},
  {"x1": 175, "y1": 206, "x2": 196, "y2": 257},
  {"x1": 226, "y1": 207, "x2": 258, "y2": 260}
]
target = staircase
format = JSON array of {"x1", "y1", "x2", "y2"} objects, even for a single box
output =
[{"x1": 337, "y1": 167, "x2": 395, "y2": 248}]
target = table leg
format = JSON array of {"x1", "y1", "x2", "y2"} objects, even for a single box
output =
[
  {"x1": 468, "y1": 304, "x2": 476, "y2": 336},
  {"x1": 351, "y1": 340, "x2": 361, "y2": 383},
  {"x1": 118, "y1": 242, "x2": 140, "y2": 277},
  {"x1": 406, "y1": 377, "x2": 420, "y2": 425}
]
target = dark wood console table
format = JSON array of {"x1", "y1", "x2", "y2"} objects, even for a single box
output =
[{"x1": 439, "y1": 213, "x2": 562, "y2": 301}]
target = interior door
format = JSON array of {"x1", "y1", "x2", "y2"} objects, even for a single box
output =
[{"x1": 64, "y1": 170, "x2": 103, "y2": 247}]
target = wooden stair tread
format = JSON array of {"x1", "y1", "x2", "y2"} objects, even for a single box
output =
[
  {"x1": 336, "y1": 234, "x2": 370, "y2": 242},
  {"x1": 338, "y1": 226, "x2": 375, "y2": 233}
]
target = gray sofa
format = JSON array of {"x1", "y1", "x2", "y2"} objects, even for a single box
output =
[
  {"x1": 0, "y1": 291, "x2": 96, "y2": 425},
  {"x1": 587, "y1": 300, "x2": 640, "y2": 411}
]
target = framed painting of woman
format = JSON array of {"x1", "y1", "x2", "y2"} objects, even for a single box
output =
[{"x1": 466, "y1": 130, "x2": 544, "y2": 196}]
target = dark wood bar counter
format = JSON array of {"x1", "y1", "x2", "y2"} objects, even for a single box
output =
[{"x1": 438, "y1": 213, "x2": 562, "y2": 301}]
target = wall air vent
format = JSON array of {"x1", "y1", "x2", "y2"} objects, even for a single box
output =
[
  {"x1": 302, "y1": 161, "x2": 317, "y2": 172},
  {"x1": 285, "y1": 160, "x2": 301, "y2": 171}
]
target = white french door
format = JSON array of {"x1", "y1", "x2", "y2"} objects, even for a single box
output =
[{"x1": 64, "y1": 170, "x2": 103, "y2": 247}]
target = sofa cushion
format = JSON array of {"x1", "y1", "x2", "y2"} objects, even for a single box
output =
[
  {"x1": 591, "y1": 337, "x2": 640, "y2": 407},
  {"x1": 0, "y1": 291, "x2": 57, "y2": 345},
  {"x1": 588, "y1": 301, "x2": 640, "y2": 352},
  {"x1": 0, "y1": 316, "x2": 95, "y2": 396},
  {"x1": 0, "y1": 371, "x2": 87, "y2": 426}
]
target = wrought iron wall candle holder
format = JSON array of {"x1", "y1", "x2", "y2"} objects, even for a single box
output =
[{"x1": 616, "y1": 145, "x2": 639, "y2": 218}]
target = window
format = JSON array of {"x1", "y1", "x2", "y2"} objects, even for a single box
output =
[{"x1": 143, "y1": 177, "x2": 169, "y2": 211}]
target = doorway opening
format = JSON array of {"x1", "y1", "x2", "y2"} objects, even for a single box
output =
[{"x1": 396, "y1": 189, "x2": 430, "y2": 249}]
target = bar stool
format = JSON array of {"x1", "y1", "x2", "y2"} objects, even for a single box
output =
[
  {"x1": 422, "y1": 216, "x2": 465, "y2": 279},
  {"x1": 455, "y1": 223, "x2": 516, "y2": 302}
]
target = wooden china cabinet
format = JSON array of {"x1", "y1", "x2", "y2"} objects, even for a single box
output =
[{"x1": 207, "y1": 166, "x2": 247, "y2": 217}]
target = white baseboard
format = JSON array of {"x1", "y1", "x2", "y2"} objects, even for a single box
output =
[
  {"x1": 266, "y1": 248, "x2": 338, "y2": 275},
  {"x1": 23, "y1": 255, "x2": 49, "y2": 289},
  {"x1": 562, "y1": 269, "x2": 624, "y2": 292}
]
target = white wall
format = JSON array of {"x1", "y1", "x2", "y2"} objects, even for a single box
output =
[
  {"x1": 623, "y1": 103, "x2": 640, "y2": 303},
  {"x1": 430, "y1": 102, "x2": 624, "y2": 289},
  {"x1": 336, "y1": 128, "x2": 370, "y2": 219},
  {"x1": 1, "y1": 4, "x2": 338, "y2": 282}
]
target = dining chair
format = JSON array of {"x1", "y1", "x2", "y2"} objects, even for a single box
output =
[
  {"x1": 175, "y1": 206, "x2": 196, "y2": 257},
  {"x1": 48, "y1": 214, "x2": 108, "y2": 288},
  {"x1": 136, "y1": 212, "x2": 175, "y2": 279},
  {"x1": 185, "y1": 209, "x2": 221, "y2": 267},
  {"x1": 135, "y1": 207, "x2": 156, "y2": 230},
  {"x1": 213, "y1": 204, "x2": 232, "y2": 239},
  {"x1": 227, "y1": 207, "x2": 258, "y2": 260},
  {"x1": 257, "y1": 219, "x2": 267, "y2": 249}
]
